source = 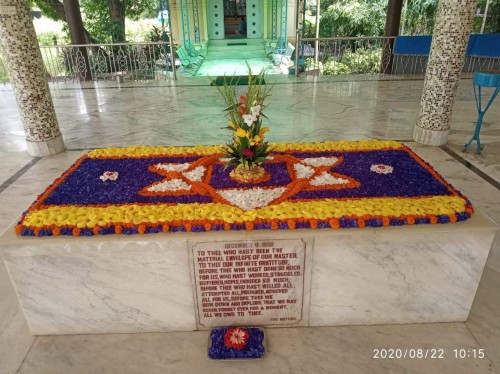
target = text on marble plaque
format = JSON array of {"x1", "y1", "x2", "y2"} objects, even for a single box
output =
[{"x1": 192, "y1": 239, "x2": 305, "y2": 327}]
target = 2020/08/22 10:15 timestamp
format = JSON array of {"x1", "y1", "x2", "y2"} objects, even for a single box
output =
[{"x1": 373, "y1": 348, "x2": 486, "y2": 359}]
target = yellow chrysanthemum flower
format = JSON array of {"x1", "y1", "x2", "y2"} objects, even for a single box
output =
[
  {"x1": 235, "y1": 128, "x2": 247, "y2": 138},
  {"x1": 250, "y1": 135, "x2": 262, "y2": 146}
]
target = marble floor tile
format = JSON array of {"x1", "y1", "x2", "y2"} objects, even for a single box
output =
[
  {"x1": 0, "y1": 76, "x2": 499, "y2": 374},
  {"x1": 467, "y1": 267, "x2": 500, "y2": 373},
  {"x1": 0, "y1": 152, "x2": 34, "y2": 186},
  {"x1": 299, "y1": 324, "x2": 496, "y2": 373},
  {"x1": 0, "y1": 258, "x2": 34, "y2": 374},
  {"x1": 486, "y1": 233, "x2": 500, "y2": 274},
  {"x1": 19, "y1": 329, "x2": 306, "y2": 374},
  {"x1": 17, "y1": 323, "x2": 498, "y2": 374}
]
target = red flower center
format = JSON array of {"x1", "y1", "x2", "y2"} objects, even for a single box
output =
[
  {"x1": 224, "y1": 327, "x2": 249, "y2": 350},
  {"x1": 242, "y1": 148, "x2": 254, "y2": 158}
]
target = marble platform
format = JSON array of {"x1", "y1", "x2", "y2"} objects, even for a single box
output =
[{"x1": 0, "y1": 210, "x2": 496, "y2": 336}]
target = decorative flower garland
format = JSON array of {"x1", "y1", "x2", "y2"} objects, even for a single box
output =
[
  {"x1": 15, "y1": 140, "x2": 474, "y2": 237},
  {"x1": 212, "y1": 65, "x2": 273, "y2": 173},
  {"x1": 209, "y1": 327, "x2": 265, "y2": 359}
]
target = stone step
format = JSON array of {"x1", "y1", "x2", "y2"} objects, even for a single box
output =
[
  {"x1": 206, "y1": 41, "x2": 267, "y2": 60},
  {"x1": 208, "y1": 44, "x2": 264, "y2": 52},
  {"x1": 209, "y1": 38, "x2": 265, "y2": 46},
  {"x1": 205, "y1": 51, "x2": 268, "y2": 60}
]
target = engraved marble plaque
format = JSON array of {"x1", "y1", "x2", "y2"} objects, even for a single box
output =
[{"x1": 190, "y1": 238, "x2": 308, "y2": 328}]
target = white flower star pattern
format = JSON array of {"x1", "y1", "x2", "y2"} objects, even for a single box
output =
[{"x1": 140, "y1": 155, "x2": 360, "y2": 211}]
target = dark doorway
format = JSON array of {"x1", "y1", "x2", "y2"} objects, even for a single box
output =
[{"x1": 224, "y1": 0, "x2": 246, "y2": 38}]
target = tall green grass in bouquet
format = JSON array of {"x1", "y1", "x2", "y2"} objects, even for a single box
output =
[{"x1": 212, "y1": 64, "x2": 274, "y2": 171}]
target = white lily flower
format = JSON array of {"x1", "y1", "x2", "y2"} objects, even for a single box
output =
[
  {"x1": 250, "y1": 105, "x2": 261, "y2": 117},
  {"x1": 243, "y1": 113, "x2": 257, "y2": 126}
]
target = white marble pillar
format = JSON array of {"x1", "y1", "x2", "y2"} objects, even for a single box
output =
[
  {"x1": 413, "y1": 0, "x2": 476, "y2": 146},
  {"x1": 0, "y1": 0, "x2": 65, "y2": 157}
]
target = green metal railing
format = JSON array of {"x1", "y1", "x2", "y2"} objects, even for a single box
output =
[{"x1": 37, "y1": 41, "x2": 176, "y2": 83}]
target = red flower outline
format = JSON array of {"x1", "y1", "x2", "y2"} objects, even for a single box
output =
[{"x1": 224, "y1": 327, "x2": 249, "y2": 350}]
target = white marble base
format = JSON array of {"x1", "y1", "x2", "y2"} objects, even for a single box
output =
[
  {"x1": 310, "y1": 226, "x2": 495, "y2": 326},
  {"x1": 26, "y1": 134, "x2": 65, "y2": 157},
  {"x1": 0, "y1": 211, "x2": 496, "y2": 335},
  {"x1": 413, "y1": 125, "x2": 450, "y2": 146}
]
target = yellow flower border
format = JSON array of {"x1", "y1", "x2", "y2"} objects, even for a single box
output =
[
  {"x1": 17, "y1": 140, "x2": 473, "y2": 237},
  {"x1": 87, "y1": 140, "x2": 404, "y2": 159},
  {"x1": 22, "y1": 196, "x2": 468, "y2": 229}
]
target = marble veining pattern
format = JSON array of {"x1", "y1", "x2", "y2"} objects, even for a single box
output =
[
  {"x1": 0, "y1": 76, "x2": 498, "y2": 373},
  {"x1": 310, "y1": 229, "x2": 495, "y2": 326},
  {"x1": 2, "y1": 240, "x2": 197, "y2": 335},
  {"x1": 467, "y1": 267, "x2": 500, "y2": 371},
  {"x1": 299, "y1": 323, "x2": 496, "y2": 373},
  {"x1": 1, "y1": 213, "x2": 495, "y2": 336}
]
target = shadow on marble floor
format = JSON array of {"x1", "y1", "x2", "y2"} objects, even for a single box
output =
[{"x1": 0, "y1": 78, "x2": 499, "y2": 374}]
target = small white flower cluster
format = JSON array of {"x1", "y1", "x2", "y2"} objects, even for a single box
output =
[
  {"x1": 218, "y1": 187, "x2": 286, "y2": 211},
  {"x1": 242, "y1": 104, "x2": 262, "y2": 126},
  {"x1": 302, "y1": 157, "x2": 339, "y2": 167},
  {"x1": 183, "y1": 166, "x2": 206, "y2": 182},
  {"x1": 155, "y1": 163, "x2": 190, "y2": 172},
  {"x1": 294, "y1": 157, "x2": 345, "y2": 186},
  {"x1": 148, "y1": 179, "x2": 191, "y2": 192},
  {"x1": 370, "y1": 164, "x2": 394, "y2": 174},
  {"x1": 294, "y1": 163, "x2": 315, "y2": 179},
  {"x1": 310, "y1": 171, "x2": 349, "y2": 186},
  {"x1": 99, "y1": 171, "x2": 119, "y2": 181},
  {"x1": 147, "y1": 164, "x2": 207, "y2": 192}
]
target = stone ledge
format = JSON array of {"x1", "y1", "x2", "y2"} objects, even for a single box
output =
[{"x1": 1, "y1": 211, "x2": 497, "y2": 335}]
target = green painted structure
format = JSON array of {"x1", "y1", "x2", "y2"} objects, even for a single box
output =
[{"x1": 163, "y1": 0, "x2": 292, "y2": 52}]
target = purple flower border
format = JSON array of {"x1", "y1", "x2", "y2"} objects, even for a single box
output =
[{"x1": 208, "y1": 327, "x2": 265, "y2": 360}]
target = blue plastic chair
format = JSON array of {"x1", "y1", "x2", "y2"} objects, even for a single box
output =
[{"x1": 464, "y1": 70, "x2": 500, "y2": 154}]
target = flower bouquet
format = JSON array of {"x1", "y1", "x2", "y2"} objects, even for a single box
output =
[
  {"x1": 212, "y1": 66, "x2": 274, "y2": 183},
  {"x1": 208, "y1": 326, "x2": 265, "y2": 360}
]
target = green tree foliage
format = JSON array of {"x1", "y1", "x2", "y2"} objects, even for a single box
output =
[
  {"x1": 305, "y1": 46, "x2": 382, "y2": 75},
  {"x1": 319, "y1": 0, "x2": 386, "y2": 37},
  {"x1": 82, "y1": 0, "x2": 124, "y2": 43},
  {"x1": 31, "y1": 0, "x2": 157, "y2": 43},
  {"x1": 473, "y1": 0, "x2": 500, "y2": 33},
  {"x1": 30, "y1": 0, "x2": 65, "y2": 21},
  {"x1": 400, "y1": 0, "x2": 438, "y2": 35},
  {"x1": 401, "y1": 0, "x2": 499, "y2": 35},
  {"x1": 37, "y1": 31, "x2": 70, "y2": 45}
]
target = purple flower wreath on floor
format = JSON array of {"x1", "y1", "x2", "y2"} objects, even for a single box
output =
[{"x1": 208, "y1": 326, "x2": 265, "y2": 359}]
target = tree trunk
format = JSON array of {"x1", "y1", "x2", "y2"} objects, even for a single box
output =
[
  {"x1": 108, "y1": 0, "x2": 126, "y2": 43},
  {"x1": 38, "y1": 0, "x2": 98, "y2": 44},
  {"x1": 380, "y1": 0, "x2": 404, "y2": 74},
  {"x1": 63, "y1": 0, "x2": 92, "y2": 81}
]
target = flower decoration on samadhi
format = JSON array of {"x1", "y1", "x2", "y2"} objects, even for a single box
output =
[
  {"x1": 224, "y1": 327, "x2": 249, "y2": 350},
  {"x1": 370, "y1": 164, "x2": 394, "y2": 174},
  {"x1": 99, "y1": 171, "x2": 119, "y2": 181},
  {"x1": 212, "y1": 65, "x2": 273, "y2": 171}
]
